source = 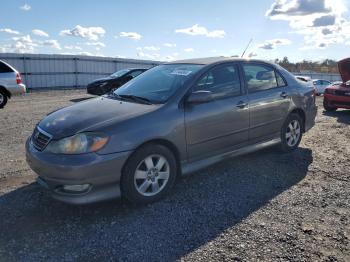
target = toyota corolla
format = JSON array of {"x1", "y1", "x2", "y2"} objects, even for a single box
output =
[{"x1": 26, "y1": 57, "x2": 317, "y2": 205}]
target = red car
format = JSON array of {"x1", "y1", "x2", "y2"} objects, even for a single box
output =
[{"x1": 323, "y1": 58, "x2": 350, "y2": 111}]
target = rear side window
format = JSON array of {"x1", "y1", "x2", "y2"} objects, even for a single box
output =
[
  {"x1": 243, "y1": 64, "x2": 279, "y2": 93},
  {"x1": 194, "y1": 64, "x2": 241, "y2": 98},
  {"x1": 276, "y1": 72, "x2": 287, "y2": 87},
  {"x1": 128, "y1": 70, "x2": 145, "y2": 78},
  {"x1": 0, "y1": 62, "x2": 13, "y2": 73}
]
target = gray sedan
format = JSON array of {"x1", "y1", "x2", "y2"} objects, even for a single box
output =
[{"x1": 26, "y1": 57, "x2": 317, "y2": 205}]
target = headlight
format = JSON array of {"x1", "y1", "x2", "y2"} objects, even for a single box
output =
[{"x1": 45, "y1": 133, "x2": 109, "y2": 154}]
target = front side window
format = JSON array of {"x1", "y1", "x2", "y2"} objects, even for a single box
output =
[
  {"x1": 194, "y1": 64, "x2": 241, "y2": 98},
  {"x1": 243, "y1": 64, "x2": 279, "y2": 93},
  {"x1": 114, "y1": 64, "x2": 203, "y2": 103}
]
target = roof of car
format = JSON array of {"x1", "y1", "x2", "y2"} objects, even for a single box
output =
[{"x1": 168, "y1": 57, "x2": 276, "y2": 66}]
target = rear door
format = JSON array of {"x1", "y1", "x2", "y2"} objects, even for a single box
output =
[
  {"x1": 184, "y1": 63, "x2": 249, "y2": 162},
  {"x1": 242, "y1": 63, "x2": 291, "y2": 141}
]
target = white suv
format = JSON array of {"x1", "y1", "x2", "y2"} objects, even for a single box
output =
[{"x1": 0, "y1": 60, "x2": 26, "y2": 108}]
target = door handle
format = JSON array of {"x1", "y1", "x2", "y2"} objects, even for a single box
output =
[
  {"x1": 236, "y1": 101, "x2": 248, "y2": 109},
  {"x1": 280, "y1": 92, "x2": 288, "y2": 98}
]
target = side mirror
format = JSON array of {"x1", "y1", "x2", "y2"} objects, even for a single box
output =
[{"x1": 187, "y1": 90, "x2": 214, "y2": 104}]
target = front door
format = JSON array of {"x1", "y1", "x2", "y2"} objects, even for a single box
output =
[{"x1": 185, "y1": 63, "x2": 249, "y2": 162}]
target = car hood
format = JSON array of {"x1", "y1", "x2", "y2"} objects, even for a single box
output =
[
  {"x1": 38, "y1": 97, "x2": 159, "y2": 139},
  {"x1": 338, "y1": 58, "x2": 350, "y2": 83}
]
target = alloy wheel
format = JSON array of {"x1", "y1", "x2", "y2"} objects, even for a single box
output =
[
  {"x1": 285, "y1": 120, "x2": 301, "y2": 147},
  {"x1": 134, "y1": 154, "x2": 170, "y2": 197}
]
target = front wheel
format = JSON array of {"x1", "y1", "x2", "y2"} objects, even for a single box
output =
[
  {"x1": 323, "y1": 99, "x2": 337, "y2": 112},
  {"x1": 0, "y1": 90, "x2": 8, "y2": 109},
  {"x1": 121, "y1": 144, "x2": 177, "y2": 204},
  {"x1": 280, "y1": 113, "x2": 303, "y2": 152}
]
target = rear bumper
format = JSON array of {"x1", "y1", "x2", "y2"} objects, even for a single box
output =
[
  {"x1": 7, "y1": 83, "x2": 26, "y2": 96},
  {"x1": 324, "y1": 94, "x2": 350, "y2": 109},
  {"x1": 305, "y1": 105, "x2": 317, "y2": 132},
  {"x1": 25, "y1": 138, "x2": 132, "y2": 204}
]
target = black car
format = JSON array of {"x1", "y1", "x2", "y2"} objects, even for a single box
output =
[{"x1": 87, "y1": 68, "x2": 148, "y2": 95}]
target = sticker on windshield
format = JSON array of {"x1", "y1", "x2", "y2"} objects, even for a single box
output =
[{"x1": 170, "y1": 69, "x2": 193, "y2": 76}]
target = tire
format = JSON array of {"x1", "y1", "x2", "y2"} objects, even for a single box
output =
[
  {"x1": 121, "y1": 144, "x2": 177, "y2": 205},
  {"x1": 280, "y1": 113, "x2": 303, "y2": 153},
  {"x1": 0, "y1": 90, "x2": 8, "y2": 109},
  {"x1": 323, "y1": 99, "x2": 337, "y2": 112}
]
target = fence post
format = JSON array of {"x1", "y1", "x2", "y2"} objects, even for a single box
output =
[{"x1": 74, "y1": 57, "x2": 78, "y2": 89}]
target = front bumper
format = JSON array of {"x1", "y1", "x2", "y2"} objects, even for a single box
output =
[
  {"x1": 324, "y1": 94, "x2": 350, "y2": 109},
  {"x1": 7, "y1": 83, "x2": 26, "y2": 96},
  {"x1": 25, "y1": 138, "x2": 132, "y2": 204}
]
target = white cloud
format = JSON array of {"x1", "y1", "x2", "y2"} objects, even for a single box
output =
[
  {"x1": 258, "y1": 38, "x2": 292, "y2": 50},
  {"x1": 137, "y1": 46, "x2": 160, "y2": 52},
  {"x1": 60, "y1": 25, "x2": 106, "y2": 41},
  {"x1": 266, "y1": 0, "x2": 349, "y2": 50},
  {"x1": 86, "y1": 42, "x2": 106, "y2": 48},
  {"x1": 137, "y1": 51, "x2": 160, "y2": 60},
  {"x1": 42, "y1": 39, "x2": 61, "y2": 50},
  {"x1": 184, "y1": 48, "x2": 194, "y2": 52},
  {"x1": 0, "y1": 28, "x2": 20, "y2": 35},
  {"x1": 248, "y1": 52, "x2": 258, "y2": 58},
  {"x1": 163, "y1": 43, "x2": 176, "y2": 48},
  {"x1": 119, "y1": 32, "x2": 142, "y2": 40},
  {"x1": 175, "y1": 24, "x2": 226, "y2": 38},
  {"x1": 32, "y1": 29, "x2": 49, "y2": 37},
  {"x1": 11, "y1": 35, "x2": 38, "y2": 53},
  {"x1": 79, "y1": 51, "x2": 94, "y2": 56},
  {"x1": 64, "y1": 45, "x2": 82, "y2": 50},
  {"x1": 20, "y1": 3, "x2": 31, "y2": 11}
]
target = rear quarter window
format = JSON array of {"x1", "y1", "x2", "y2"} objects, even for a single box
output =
[{"x1": 0, "y1": 61, "x2": 14, "y2": 73}]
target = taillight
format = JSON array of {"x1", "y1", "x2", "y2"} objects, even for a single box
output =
[{"x1": 16, "y1": 73, "x2": 22, "y2": 84}]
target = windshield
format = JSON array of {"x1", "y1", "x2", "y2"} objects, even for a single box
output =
[
  {"x1": 111, "y1": 69, "x2": 130, "y2": 78},
  {"x1": 114, "y1": 64, "x2": 204, "y2": 103}
]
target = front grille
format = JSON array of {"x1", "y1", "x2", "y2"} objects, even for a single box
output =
[
  {"x1": 335, "y1": 90, "x2": 347, "y2": 96},
  {"x1": 31, "y1": 127, "x2": 52, "y2": 151}
]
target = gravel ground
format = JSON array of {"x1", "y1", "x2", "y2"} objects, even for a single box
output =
[{"x1": 0, "y1": 90, "x2": 349, "y2": 261}]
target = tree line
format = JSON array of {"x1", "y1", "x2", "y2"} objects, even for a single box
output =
[{"x1": 275, "y1": 57, "x2": 339, "y2": 74}]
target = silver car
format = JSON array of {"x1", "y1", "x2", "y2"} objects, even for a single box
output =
[
  {"x1": 312, "y1": 79, "x2": 332, "y2": 95},
  {"x1": 26, "y1": 57, "x2": 317, "y2": 205},
  {"x1": 0, "y1": 60, "x2": 26, "y2": 108}
]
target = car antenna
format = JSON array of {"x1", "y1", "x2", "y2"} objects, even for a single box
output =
[{"x1": 241, "y1": 38, "x2": 253, "y2": 58}]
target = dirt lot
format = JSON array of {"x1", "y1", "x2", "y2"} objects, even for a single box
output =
[{"x1": 0, "y1": 90, "x2": 349, "y2": 261}]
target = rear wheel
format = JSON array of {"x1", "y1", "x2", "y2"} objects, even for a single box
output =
[
  {"x1": 323, "y1": 99, "x2": 337, "y2": 111},
  {"x1": 121, "y1": 144, "x2": 177, "y2": 204},
  {"x1": 0, "y1": 90, "x2": 8, "y2": 109},
  {"x1": 280, "y1": 113, "x2": 303, "y2": 152}
]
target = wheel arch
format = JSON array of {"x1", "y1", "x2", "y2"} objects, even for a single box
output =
[
  {"x1": 0, "y1": 86, "x2": 11, "y2": 98},
  {"x1": 122, "y1": 138, "x2": 182, "y2": 176},
  {"x1": 289, "y1": 108, "x2": 306, "y2": 132}
]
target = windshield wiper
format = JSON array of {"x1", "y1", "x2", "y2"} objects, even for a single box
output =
[{"x1": 118, "y1": 94, "x2": 153, "y2": 105}]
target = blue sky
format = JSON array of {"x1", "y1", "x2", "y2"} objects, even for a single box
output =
[{"x1": 0, "y1": 0, "x2": 349, "y2": 62}]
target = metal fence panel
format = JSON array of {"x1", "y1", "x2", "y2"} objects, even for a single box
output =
[{"x1": 0, "y1": 53, "x2": 160, "y2": 89}]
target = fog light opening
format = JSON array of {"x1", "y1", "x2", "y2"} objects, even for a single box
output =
[{"x1": 62, "y1": 184, "x2": 90, "y2": 193}]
